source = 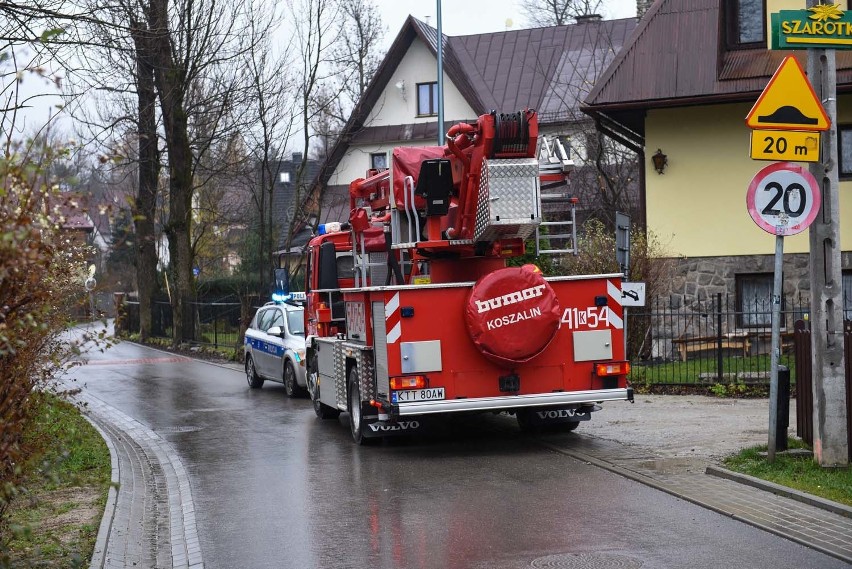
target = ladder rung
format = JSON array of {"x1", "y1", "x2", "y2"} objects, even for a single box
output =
[{"x1": 538, "y1": 248, "x2": 577, "y2": 254}]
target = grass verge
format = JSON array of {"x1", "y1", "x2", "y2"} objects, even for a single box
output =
[
  {"x1": 1, "y1": 392, "x2": 111, "y2": 568},
  {"x1": 723, "y1": 438, "x2": 852, "y2": 507}
]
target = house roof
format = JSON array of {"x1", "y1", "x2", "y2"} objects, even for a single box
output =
[
  {"x1": 583, "y1": 0, "x2": 852, "y2": 137},
  {"x1": 314, "y1": 14, "x2": 637, "y2": 193},
  {"x1": 53, "y1": 192, "x2": 94, "y2": 232}
]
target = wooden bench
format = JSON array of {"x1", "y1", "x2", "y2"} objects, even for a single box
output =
[{"x1": 671, "y1": 335, "x2": 751, "y2": 362}]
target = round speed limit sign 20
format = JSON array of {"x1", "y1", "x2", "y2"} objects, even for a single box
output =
[{"x1": 746, "y1": 162, "x2": 821, "y2": 236}]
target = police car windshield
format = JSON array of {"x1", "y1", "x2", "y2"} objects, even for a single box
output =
[{"x1": 287, "y1": 309, "x2": 304, "y2": 335}]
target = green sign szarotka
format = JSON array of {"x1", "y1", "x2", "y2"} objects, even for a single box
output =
[{"x1": 772, "y1": 4, "x2": 852, "y2": 50}]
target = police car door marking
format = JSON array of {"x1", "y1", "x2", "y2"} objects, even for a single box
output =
[{"x1": 386, "y1": 292, "x2": 401, "y2": 344}]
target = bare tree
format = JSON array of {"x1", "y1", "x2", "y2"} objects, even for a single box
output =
[
  {"x1": 129, "y1": 10, "x2": 160, "y2": 339},
  {"x1": 526, "y1": 17, "x2": 640, "y2": 227},
  {"x1": 333, "y1": 0, "x2": 385, "y2": 106},
  {"x1": 144, "y1": 0, "x2": 259, "y2": 344},
  {"x1": 236, "y1": 6, "x2": 296, "y2": 295},
  {"x1": 520, "y1": 0, "x2": 604, "y2": 27},
  {"x1": 279, "y1": 0, "x2": 343, "y2": 282}
]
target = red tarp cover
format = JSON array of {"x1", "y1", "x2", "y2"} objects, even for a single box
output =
[{"x1": 391, "y1": 146, "x2": 446, "y2": 209}]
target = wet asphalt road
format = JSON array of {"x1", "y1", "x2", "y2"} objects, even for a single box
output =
[{"x1": 67, "y1": 338, "x2": 849, "y2": 569}]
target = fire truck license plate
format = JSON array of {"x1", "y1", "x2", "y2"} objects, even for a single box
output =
[{"x1": 391, "y1": 388, "x2": 445, "y2": 404}]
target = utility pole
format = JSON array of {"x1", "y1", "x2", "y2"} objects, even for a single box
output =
[
  {"x1": 436, "y1": 0, "x2": 444, "y2": 146},
  {"x1": 806, "y1": 0, "x2": 849, "y2": 467}
]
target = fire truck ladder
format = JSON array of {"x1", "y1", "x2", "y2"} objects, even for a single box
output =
[{"x1": 536, "y1": 135, "x2": 578, "y2": 256}]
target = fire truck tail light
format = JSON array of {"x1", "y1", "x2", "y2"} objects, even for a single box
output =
[
  {"x1": 595, "y1": 361, "x2": 630, "y2": 377},
  {"x1": 390, "y1": 375, "x2": 427, "y2": 390}
]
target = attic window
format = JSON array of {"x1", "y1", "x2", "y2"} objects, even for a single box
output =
[
  {"x1": 417, "y1": 82, "x2": 438, "y2": 117},
  {"x1": 280, "y1": 172, "x2": 290, "y2": 183},
  {"x1": 371, "y1": 152, "x2": 388, "y2": 171},
  {"x1": 726, "y1": 0, "x2": 765, "y2": 48}
]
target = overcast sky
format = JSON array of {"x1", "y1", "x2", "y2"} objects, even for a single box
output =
[
  {"x1": 374, "y1": 0, "x2": 638, "y2": 47},
  {"x1": 15, "y1": 1, "x2": 639, "y2": 136}
]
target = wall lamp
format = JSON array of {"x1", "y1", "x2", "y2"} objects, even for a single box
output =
[
  {"x1": 394, "y1": 80, "x2": 406, "y2": 101},
  {"x1": 651, "y1": 149, "x2": 668, "y2": 174}
]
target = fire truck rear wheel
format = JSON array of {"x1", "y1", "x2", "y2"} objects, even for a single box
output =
[{"x1": 348, "y1": 367, "x2": 375, "y2": 445}]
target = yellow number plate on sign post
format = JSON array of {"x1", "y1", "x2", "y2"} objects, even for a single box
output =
[{"x1": 750, "y1": 130, "x2": 821, "y2": 162}]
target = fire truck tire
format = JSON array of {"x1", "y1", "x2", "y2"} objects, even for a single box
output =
[
  {"x1": 245, "y1": 356, "x2": 264, "y2": 389},
  {"x1": 284, "y1": 360, "x2": 306, "y2": 398},
  {"x1": 348, "y1": 367, "x2": 376, "y2": 445},
  {"x1": 308, "y1": 352, "x2": 339, "y2": 420}
]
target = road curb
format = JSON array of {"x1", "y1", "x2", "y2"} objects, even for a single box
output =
[
  {"x1": 79, "y1": 392, "x2": 205, "y2": 569},
  {"x1": 706, "y1": 464, "x2": 852, "y2": 519},
  {"x1": 83, "y1": 416, "x2": 119, "y2": 569}
]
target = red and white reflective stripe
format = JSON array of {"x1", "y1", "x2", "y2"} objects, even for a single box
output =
[
  {"x1": 386, "y1": 292, "x2": 401, "y2": 343},
  {"x1": 607, "y1": 280, "x2": 624, "y2": 329}
]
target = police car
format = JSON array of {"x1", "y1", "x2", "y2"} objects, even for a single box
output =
[{"x1": 244, "y1": 295, "x2": 307, "y2": 397}]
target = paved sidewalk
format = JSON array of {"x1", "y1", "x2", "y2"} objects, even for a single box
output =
[
  {"x1": 80, "y1": 392, "x2": 204, "y2": 569},
  {"x1": 533, "y1": 431, "x2": 852, "y2": 565}
]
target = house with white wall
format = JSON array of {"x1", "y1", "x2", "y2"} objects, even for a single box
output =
[{"x1": 313, "y1": 13, "x2": 639, "y2": 226}]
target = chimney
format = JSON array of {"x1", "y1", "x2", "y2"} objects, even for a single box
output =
[
  {"x1": 292, "y1": 152, "x2": 303, "y2": 164},
  {"x1": 637, "y1": 0, "x2": 653, "y2": 19},
  {"x1": 575, "y1": 14, "x2": 602, "y2": 24}
]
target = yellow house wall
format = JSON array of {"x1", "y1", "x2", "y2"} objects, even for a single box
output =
[{"x1": 645, "y1": 101, "x2": 852, "y2": 258}]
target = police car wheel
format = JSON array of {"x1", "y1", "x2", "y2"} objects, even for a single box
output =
[
  {"x1": 245, "y1": 356, "x2": 264, "y2": 389},
  {"x1": 284, "y1": 360, "x2": 303, "y2": 398}
]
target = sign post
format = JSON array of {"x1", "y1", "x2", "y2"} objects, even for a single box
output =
[
  {"x1": 746, "y1": 162, "x2": 821, "y2": 461},
  {"x1": 768, "y1": 2, "x2": 849, "y2": 467}
]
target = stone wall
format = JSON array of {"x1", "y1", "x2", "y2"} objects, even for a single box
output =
[
  {"x1": 634, "y1": 252, "x2": 852, "y2": 361},
  {"x1": 660, "y1": 253, "x2": 836, "y2": 308}
]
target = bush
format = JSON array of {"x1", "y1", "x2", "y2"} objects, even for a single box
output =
[{"x1": 0, "y1": 140, "x2": 94, "y2": 535}]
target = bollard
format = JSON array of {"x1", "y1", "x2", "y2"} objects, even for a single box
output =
[{"x1": 777, "y1": 365, "x2": 790, "y2": 452}]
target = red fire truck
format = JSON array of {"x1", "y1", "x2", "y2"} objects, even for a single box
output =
[{"x1": 304, "y1": 109, "x2": 632, "y2": 444}]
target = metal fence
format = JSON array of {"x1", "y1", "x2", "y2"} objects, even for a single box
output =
[
  {"x1": 793, "y1": 319, "x2": 852, "y2": 460},
  {"x1": 627, "y1": 293, "x2": 808, "y2": 386},
  {"x1": 122, "y1": 296, "x2": 249, "y2": 351},
  {"x1": 120, "y1": 292, "x2": 809, "y2": 385}
]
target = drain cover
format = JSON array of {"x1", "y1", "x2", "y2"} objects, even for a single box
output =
[
  {"x1": 157, "y1": 426, "x2": 202, "y2": 433},
  {"x1": 530, "y1": 553, "x2": 643, "y2": 569}
]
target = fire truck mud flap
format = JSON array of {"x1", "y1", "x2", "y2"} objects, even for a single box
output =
[
  {"x1": 515, "y1": 404, "x2": 600, "y2": 432},
  {"x1": 360, "y1": 414, "x2": 429, "y2": 438}
]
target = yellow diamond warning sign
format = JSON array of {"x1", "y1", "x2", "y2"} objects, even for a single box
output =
[{"x1": 745, "y1": 56, "x2": 830, "y2": 131}]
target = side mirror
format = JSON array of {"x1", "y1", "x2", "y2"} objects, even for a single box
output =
[{"x1": 267, "y1": 326, "x2": 285, "y2": 337}]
